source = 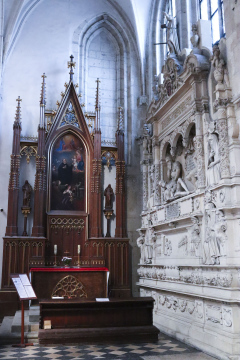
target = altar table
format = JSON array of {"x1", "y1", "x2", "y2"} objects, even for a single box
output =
[{"x1": 30, "y1": 267, "x2": 109, "y2": 301}]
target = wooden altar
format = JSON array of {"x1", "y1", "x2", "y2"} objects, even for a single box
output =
[
  {"x1": 0, "y1": 58, "x2": 131, "y2": 318},
  {"x1": 30, "y1": 267, "x2": 109, "y2": 300}
]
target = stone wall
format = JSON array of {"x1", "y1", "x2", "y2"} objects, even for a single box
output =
[{"x1": 137, "y1": 16, "x2": 240, "y2": 359}]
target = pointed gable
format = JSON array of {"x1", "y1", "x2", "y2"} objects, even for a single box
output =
[{"x1": 46, "y1": 81, "x2": 93, "y2": 153}]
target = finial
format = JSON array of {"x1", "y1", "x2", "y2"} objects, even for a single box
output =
[
  {"x1": 68, "y1": 55, "x2": 76, "y2": 82},
  {"x1": 40, "y1": 73, "x2": 47, "y2": 106},
  {"x1": 95, "y1": 78, "x2": 100, "y2": 110},
  {"x1": 14, "y1": 96, "x2": 22, "y2": 125},
  {"x1": 95, "y1": 78, "x2": 101, "y2": 130},
  {"x1": 117, "y1": 106, "x2": 124, "y2": 131},
  {"x1": 39, "y1": 74, "x2": 47, "y2": 128}
]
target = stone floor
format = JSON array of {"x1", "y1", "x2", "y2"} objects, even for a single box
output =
[
  {"x1": 0, "y1": 333, "x2": 217, "y2": 360},
  {"x1": 0, "y1": 308, "x2": 217, "y2": 360}
]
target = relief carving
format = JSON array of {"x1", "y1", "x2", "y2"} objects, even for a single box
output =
[
  {"x1": 203, "y1": 208, "x2": 227, "y2": 265},
  {"x1": 189, "y1": 216, "x2": 201, "y2": 257},
  {"x1": 137, "y1": 227, "x2": 157, "y2": 265},
  {"x1": 160, "y1": 160, "x2": 190, "y2": 202}
]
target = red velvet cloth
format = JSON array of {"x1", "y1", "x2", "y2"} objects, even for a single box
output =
[{"x1": 30, "y1": 267, "x2": 109, "y2": 272}]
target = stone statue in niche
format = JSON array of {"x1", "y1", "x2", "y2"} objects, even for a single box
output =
[
  {"x1": 137, "y1": 227, "x2": 156, "y2": 264},
  {"x1": 189, "y1": 217, "x2": 201, "y2": 257},
  {"x1": 160, "y1": 158, "x2": 190, "y2": 202},
  {"x1": 104, "y1": 184, "x2": 113, "y2": 210},
  {"x1": 206, "y1": 132, "x2": 221, "y2": 186},
  {"x1": 144, "y1": 228, "x2": 154, "y2": 264},
  {"x1": 22, "y1": 180, "x2": 32, "y2": 207},
  {"x1": 203, "y1": 209, "x2": 227, "y2": 265},
  {"x1": 163, "y1": 11, "x2": 180, "y2": 55},
  {"x1": 215, "y1": 210, "x2": 227, "y2": 257},
  {"x1": 185, "y1": 135, "x2": 198, "y2": 189},
  {"x1": 142, "y1": 124, "x2": 152, "y2": 155},
  {"x1": 137, "y1": 230, "x2": 145, "y2": 264}
]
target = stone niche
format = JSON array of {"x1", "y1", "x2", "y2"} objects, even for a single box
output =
[{"x1": 137, "y1": 28, "x2": 240, "y2": 360}]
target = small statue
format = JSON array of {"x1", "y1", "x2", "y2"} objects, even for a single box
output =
[
  {"x1": 104, "y1": 184, "x2": 113, "y2": 210},
  {"x1": 211, "y1": 45, "x2": 229, "y2": 86},
  {"x1": 206, "y1": 133, "x2": 221, "y2": 186},
  {"x1": 22, "y1": 180, "x2": 32, "y2": 207},
  {"x1": 136, "y1": 230, "x2": 145, "y2": 264},
  {"x1": 163, "y1": 11, "x2": 180, "y2": 55}
]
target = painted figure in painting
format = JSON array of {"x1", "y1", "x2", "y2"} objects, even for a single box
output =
[{"x1": 51, "y1": 134, "x2": 85, "y2": 211}]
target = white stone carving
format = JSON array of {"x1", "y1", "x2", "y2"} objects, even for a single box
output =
[
  {"x1": 205, "y1": 305, "x2": 222, "y2": 324},
  {"x1": 136, "y1": 230, "x2": 145, "y2": 265},
  {"x1": 138, "y1": 265, "x2": 234, "y2": 288},
  {"x1": 163, "y1": 12, "x2": 180, "y2": 55},
  {"x1": 203, "y1": 208, "x2": 227, "y2": 265},
  {"x1": 160, "y1": 160, "x2": 190, "y2": 202},
  {"x1": 137, "y1": 227, "x2": 157, "y2": 265},
  {"x1": 211, "y1": 44, "x2": 230, "y2": 89},
  {"x1": 206, "y1": 132, "x2": 221, "y2": 186},
  {"x1": 163, "y1": 236, "x2": 172, "y2": 256},
  {"x1": 195, "y1": 300, "x2": 203, "y2": 319},
  {"x1": 178, "y1": 235, "x2": 188, "y2": 255},
  {"x1": 222, "y1": 307, "x2": 232, "y2": 327}
]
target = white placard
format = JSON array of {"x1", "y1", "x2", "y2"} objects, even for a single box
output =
[
  {"x1": 96, "y1": 298, "x2": 109, "y2": 302},
  {"x1": 12, "y1": 278, "x2": 28, "y2": 299},
  {"x1": 19, "y1": 274, "x2": 31, "y2": 286}
]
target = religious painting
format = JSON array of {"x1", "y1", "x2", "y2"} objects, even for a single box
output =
[{"x1": 51, "y1": 134, "x2": 85, "y2": 211}]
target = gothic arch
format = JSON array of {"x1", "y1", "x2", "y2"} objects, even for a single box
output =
[{"x1": 71, "y1": 13, "x2": 140, "y2": 152}]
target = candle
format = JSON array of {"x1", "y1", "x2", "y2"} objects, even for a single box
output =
[
  {"x1": 54, "y1": 244, "x2": 57, "y2": 255},
  {"x1": 78, "y1": 245, "x2": 81, "y2": 255}
]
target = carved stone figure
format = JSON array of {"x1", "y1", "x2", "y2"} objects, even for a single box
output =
[
  {"x1": 144, "y1": 228, "x2": 154, "y2": 264},
  {"x1": 203, "y1": 209, "x2": 227, "y2": 265},
  {"x1": 190, "y1": 24, "x2": 199, "y2": 49},
  {"x1": 163, "y1": 11, "x2": 180, "y2": 55},
  {"x1": 206, "y1": 133, "x2": 221, "y2": 186},
  {"x1": 185, "y1": 135, "x2": 198, "y2": 189},
  {"x1": 211, "y1": 45, "x2": 230, "y2": 87},
  {"x1": 160, "y1": 160, "x2": 189, "y2": 202},
  {"x1": 104, "y1": 184, "x2": 113, "y2": 209},
  {"x1": 163, "y1": 236, "x2": 172, "y2": 256},
  {"x1": 22, "y1": 180, "x2": 32, "y2": 207},
  {"x1": 190, "y1": 217, "x2": 201, "y2": 257},
  {"x1": 136, "y1": 230, "x2": 145, "y2": 264}
]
